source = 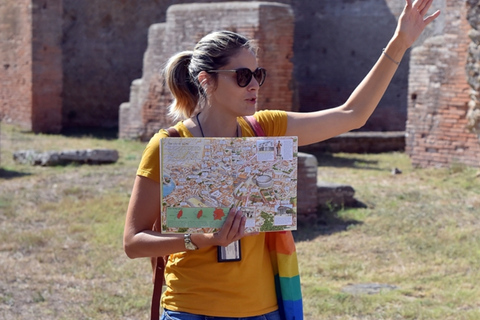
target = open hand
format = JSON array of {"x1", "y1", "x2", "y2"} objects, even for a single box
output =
[{"x1": 395, "y1": 0, "x2": 441, "y2": 49}]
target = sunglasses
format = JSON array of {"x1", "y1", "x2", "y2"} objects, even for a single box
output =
[{"x1": 208, "y1": 67, "x2": 267, "y2": 87}]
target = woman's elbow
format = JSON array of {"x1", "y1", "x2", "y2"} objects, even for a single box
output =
[
  {"x1": 347, "y1": 109, "x2": 369, "y2": 130},
  {"x1": 123, "y1": 235, "x2": 140, "y2": 259},
  {"x1": 351, "y1": 117, "x2": 368, "y2": 131}
]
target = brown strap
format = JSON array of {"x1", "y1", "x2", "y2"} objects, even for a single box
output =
[
  {"x1": 166, "y1": 127, "x2": 180, "y2": 137},
  {"x1": 151, "y1": 126, "x2": 179, "y2": 320},
  {"x1": 151, "y1": 257, "x2": 165, "y2": 320}
]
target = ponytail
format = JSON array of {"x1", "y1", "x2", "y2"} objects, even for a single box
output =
[
  {"x1": 164, "y1": 51, "x2": 200, "y2": 121},
  {"x1": 163, "y1": 31, "x2": 255, "y2": 121}
]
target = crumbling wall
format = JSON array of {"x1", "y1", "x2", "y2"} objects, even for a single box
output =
[
  {"x1": 0, "y1": 0, "x2": 32, "y2": 129},
  {"x1": 0, "y1": 0, "x2": 62, "y2": 133},
  {"x1": 1, "y1": 0, "x2": 471, "y2": 147},
  {"x1": 406, "y1": 0, "x2": 480, "y2": 168},
  {"x1": 119, "y1": 2, "x2": 294, "y2": 140},
  {"x1": 61, "y1": 0, "x2": 165, "y2": 129},
  {"x1": 292, "y1": 0, "x2": 408, "y2": 131},
  {"x1": 466, "y1": 0, "x2": 480, "y2": 137},
  {"x1": 121, "y1": 0, "x2": 445, "y2": 140}
]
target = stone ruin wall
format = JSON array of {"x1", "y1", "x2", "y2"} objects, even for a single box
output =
[
  {"x1": 2, "y1": 0, "x2": 429, "y2": 135},
  {"x1": 2, "y1": 0, "x2": 480, "y2": 168},
  {"x1": 120, "y1": 0, "x2": 424, "y2": 140},
  {"x1": 466, "y1": 0, "x2": 480, "y2": 136},
  {"x1": 0, "y1": 0, "x2": 32, "y2": 130},
  {"x1": 119, "y1": 2, "x2": 294, "y2": 140},
  {"x1": 406, "y1": 0, "x2": 480, "y2": 168},
  {"x1": 0, "y1": 0, "x2": 62, "y2": 133}
]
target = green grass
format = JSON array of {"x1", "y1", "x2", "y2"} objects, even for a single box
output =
[
  {"x1": 1, "y1": 123, "x2": 480, "y2": 319},
  {"x1": 298, "y1": 152, "x2": 480, "y2": 319}
]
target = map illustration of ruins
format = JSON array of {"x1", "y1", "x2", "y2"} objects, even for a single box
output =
[{"x1": 160, "y1": 137, "x2": 298, "y2": 233}]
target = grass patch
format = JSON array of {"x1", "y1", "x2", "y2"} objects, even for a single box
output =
[
  {"x1": 1, "y1": 124, "x2": 480, "y2": 319},
  {"x1": 298, "y1": 152, "x2": 480, "y2": 319}
]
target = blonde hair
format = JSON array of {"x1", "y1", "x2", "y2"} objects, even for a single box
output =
[{"x1": 164, "y1": 31, "x2": 255, "y2": 121}]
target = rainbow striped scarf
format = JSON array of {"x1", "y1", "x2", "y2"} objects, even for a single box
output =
[{"x1": 266, "y1": 231, "x2": 303, "y2": 320}]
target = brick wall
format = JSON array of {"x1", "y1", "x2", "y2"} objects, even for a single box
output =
[
  {"x1": 406, "y1": 0, "x2": 480, "y2": 168},
  {"x1": 61, "y1": 0, "x2": 165, "y2": 129},
  {"x1": 292, "y1": 0, "x2": 409, "y2": 131},
  {"x1": 31, "y1": 0, "x2": 62, "y2": 133},
  {"x1": 119, "y1": 2, "x2": 294, "y2": 140},
  {"x1": 0, "y1": 0, "x2": 33, "y2": 130},
  {"x1": 3, "y1": 0, "x2": 476, "y2": 156},
  {"x1": 1, "y1": 0, "x2": 445, "y2": 136},
  {"x1": 0, "y1": 0, "x2": 62, "y2": 133},
  {"x1": 466, "y1": 0, "x2": 480, "y2": 136}
]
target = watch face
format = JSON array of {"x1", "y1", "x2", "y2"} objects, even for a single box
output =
[{"x1": 184, "y1": 234, "x2": 198, "y2": 250}]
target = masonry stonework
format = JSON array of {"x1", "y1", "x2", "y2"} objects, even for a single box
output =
[
  {"x1": 0, "y1": 0, "x2": 32, "y2": 130},
  {"x1": 3, "y1": 0, "x2": 439, "y2": 135},
  {"x1": 119, "y1": 2, "x2": 294, "y2": 140},
  {"x1": 466, "y1": 0, "x2": 480, "y2": 137},
  {"x1": 406, "y1": 0, "x2": 480, "y2": 168},
  {"x1": 31, "y1": 0, "x2": 63, "y2": 133},
  {"x1": 0, "y1": 0, "x2": 62, "y2": 133},
  {"x1": 3, "y1": 0, "x2": 479, "y2": 168}
]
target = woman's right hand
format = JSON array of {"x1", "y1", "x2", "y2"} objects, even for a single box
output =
[{"x1": 211, "y1": 207, "x2": 257, "y2": 247}]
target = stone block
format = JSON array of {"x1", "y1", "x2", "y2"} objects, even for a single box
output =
[
  {"x1": 13, "y1": 149, "x2": 119, "y2": 166},
  {"x1": 317, "y1": 181, "x2": 357, "y2": 209}
]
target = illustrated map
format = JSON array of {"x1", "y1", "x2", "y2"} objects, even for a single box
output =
[{"x1": 160, "y1": 136, "x2": 298, "y2": 234}]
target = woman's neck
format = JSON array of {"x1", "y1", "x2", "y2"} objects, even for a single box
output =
[{"x1": 194, "y1": 111, "x2": 240, "y2": 138}]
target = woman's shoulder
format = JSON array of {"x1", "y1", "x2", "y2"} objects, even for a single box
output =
[
  {"x1": 251, "y1": 110, "x2": 288, "y2": 136},
  {"x1": 253, "y1": 109, "x2": 287, "y2": 120},
  {"x1": 146, "y1": 121, "x2": 191, "y2": 143}
]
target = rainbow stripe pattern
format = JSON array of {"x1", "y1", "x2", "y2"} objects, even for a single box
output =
[{"x1": 266, "y1": 231, "x2": 303, "y2": 320}]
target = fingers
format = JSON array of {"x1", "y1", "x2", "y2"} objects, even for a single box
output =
[
  {"x1": 404, "y1": 0, "x2": 440, "y2": 27},
  {"x1": 424, "y1": 9, "x2": 441, "y2": 26},
  {"x1": 412, "y1": 0, "x2": 436, "y2": 17},
  {"x1": 417, "y1": 0, "x2": 433, "y2": 16},
  {"x1": 214, "y1": 207, "x2": 246, "y2": 247}
]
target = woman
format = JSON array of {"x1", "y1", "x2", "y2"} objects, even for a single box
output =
[{"x1": 124, "y1": 1, "x2": 440, "y2": 319}]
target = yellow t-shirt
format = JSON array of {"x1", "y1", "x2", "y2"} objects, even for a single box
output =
[{"x1": 137, "y1": 110, "x2": 288, "y2": 317}]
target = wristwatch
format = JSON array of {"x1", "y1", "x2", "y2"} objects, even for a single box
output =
[{"x1": 184, "y1": 234, "x2": 198, "y2": 251}]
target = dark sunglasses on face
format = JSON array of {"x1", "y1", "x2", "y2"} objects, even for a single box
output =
[{"x1": 207, "y1": 67, "x2": 267, "y2": 87}]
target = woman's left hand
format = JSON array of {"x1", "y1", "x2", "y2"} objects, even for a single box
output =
[{"x1": 395, "y1": 0, "x2": 441, "y2": 50}]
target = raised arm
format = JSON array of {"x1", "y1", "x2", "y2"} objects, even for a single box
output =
[{"x1": 286, "y1": 0, "x2": 441, "y2": 146}]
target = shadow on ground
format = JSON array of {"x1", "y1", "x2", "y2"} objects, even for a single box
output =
[
  {"x1": 301, "y1": 151, "x2": 381, "y2": 170},
  {"x1": 293, "y1": 208, "x2": 363, "y2": 242},
  {"x1": 61, "y1": 126, "x2": 118, "y2": 140},
  {"x1": 0, "y1": 168, "x2": 31, "y2": 179}
]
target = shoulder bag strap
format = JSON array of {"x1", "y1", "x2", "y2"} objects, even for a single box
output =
[
  {"x1": 151, "y1": 256, "x2": 165, "y2": 320},
  {"x1": 166, "y1": 127, "x2": 180, "y2": 137},
  {"x1": 243, "y1": 116, "x2": 266, "y2": 137},
  {"x1": 151, "y1": 126, "x2": 179, "y2": 320}
]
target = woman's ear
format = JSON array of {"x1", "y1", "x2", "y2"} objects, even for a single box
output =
[
  {"x1": 198, "y1": 71, "x2": 216, "y2": 94},
  {"x1": 198, "y1": 71, "x2": 210, "y2": 88}
]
